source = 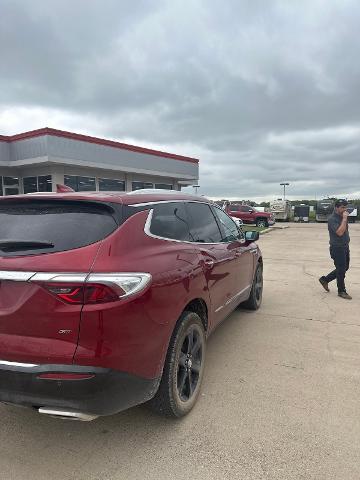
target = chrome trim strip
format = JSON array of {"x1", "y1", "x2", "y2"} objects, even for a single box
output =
[
  {"x1": 38, "y1": 408, "x2": 98, "y2": 421},
  {"x1": 214, "y1": 284, "x2": 252, "y2": 313},
  {"x1": 225, "y1": 284, "x2": 252, "y2": 306},
  {"x1": 0, "y1": 360, "x2": 38, "y2": 368},
  {"x1": 30, "y1": 273, "x2": 88, "y2": 283},
  {"x1": 0, "y1": 271, "x2": 36, "y2": 282},
  {"x1": 129, "y1": 199, "x2": 209, "y2": 207}
]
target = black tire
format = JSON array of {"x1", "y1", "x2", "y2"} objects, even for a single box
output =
[
  {"x1": 148, "y1": 311, "x2": 206, "y2": 417},
  {"x1": 241, "y1": 263, "x2": 263, "y2": 310},
  {"x1": 256, "y1": 218, "x2": 268, "y2": 228}
]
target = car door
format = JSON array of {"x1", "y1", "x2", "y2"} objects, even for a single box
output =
[
  {"x1": 185, "y1": 202, "x2": 239, "y2": 328},
  {"x1": 212, "y1": 206, "x2": 255, "y2": 304},
  {"x1": 239, "y1": 206, "x2": 253, "y2": 224},
  {"x1": 227, "y1": 204, "x2": 241, "y2": 219}
]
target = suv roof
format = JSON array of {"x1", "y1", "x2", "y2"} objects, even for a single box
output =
[{"x1": 0, "y1": 190, "x2": 206, "y2": 206}]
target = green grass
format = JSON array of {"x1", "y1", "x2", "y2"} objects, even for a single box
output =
[{"x1": 241, "y1": 225, "x2": 266, "y2": 233}]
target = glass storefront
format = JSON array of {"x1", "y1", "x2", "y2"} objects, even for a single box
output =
[
  {"x1": 1, "y1": 176, "x2": 20, "y2": 196},
  {"x1": 99, "y1": 178, "x2": 125, "y2": 191},
  {"x1": 0, "y1": 173, "x2": 175, "y2": 195},
  {"x1": 23, "y1": 175, "x2": 52, "y2": 194},
  {"x1": 155, "y1": 183, "x2": 173, "y2": 190},
  {"x1": 64, "y1": 175, "x2": 96, "y2": 192},
  {"x1": 132, "y1": 181, "x2": 154, "y2": 191}
]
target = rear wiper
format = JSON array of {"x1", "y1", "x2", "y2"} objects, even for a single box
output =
[{"x1": 0, "y1": 240, "x2": 54, "y2": 252}]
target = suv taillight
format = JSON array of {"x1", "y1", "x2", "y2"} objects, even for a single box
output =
[
  {"x1": 44, "y1": 283, "x2": 120, "y2": 304},
  {"x1": 30, "y1": 272, "x2": 152, "y2": 305}
]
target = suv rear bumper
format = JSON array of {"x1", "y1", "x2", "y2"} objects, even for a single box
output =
[{"x1": 0, "y1": 361, "x2": 160, "y2": 416}]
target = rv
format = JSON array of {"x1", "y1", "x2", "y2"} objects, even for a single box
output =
[
  {"x1": 269, "y1": 199, "x2": 292, "y2": 221},
  {"x1": 315, "y1": 199, "x2": 334, "y2": 222},
  {"x1": 347, "y1": 203, "x2": 358, "y2": 223},
  {"x1": 294, "y1": 205, "x2": 310, "y2": 223}
]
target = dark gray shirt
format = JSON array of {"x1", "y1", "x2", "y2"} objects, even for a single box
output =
[{"x1": 328, "y1": 212, "x2": 350, "y2": 247}]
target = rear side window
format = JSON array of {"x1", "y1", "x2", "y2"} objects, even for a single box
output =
[
  {"x1": 0, "y1": 200, "x2": 119, "y2": 257},
  {"x1": 150, "y1": 202, "x2": 190, "y2": 241},
  {"x1": 186, "y1": 202, "x2": 222, "y2": 243}
]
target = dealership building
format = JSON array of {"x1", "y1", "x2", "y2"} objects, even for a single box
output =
[{"x1": 0, "y1": 128, "x2": 199, "y2": 196}]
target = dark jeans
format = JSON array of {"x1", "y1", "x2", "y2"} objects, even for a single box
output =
[{"x1": 324, "y1": 246, "x2": 350, "y2": 293}]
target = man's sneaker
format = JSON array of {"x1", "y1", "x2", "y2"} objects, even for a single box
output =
[
  {"x1": 338, "y1": 292, "x2": 352, "y2": 300},
  {"x1": 319, "y1": 277, "x2": 329, "y2": 292}
]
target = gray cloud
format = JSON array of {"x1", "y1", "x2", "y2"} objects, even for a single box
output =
[{"x1": 1, "y1": 0, "x2": 360, "y2": 200}]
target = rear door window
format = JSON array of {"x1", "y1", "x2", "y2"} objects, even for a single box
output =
[
  {"x1": 150, "y1": 202, "x2": 190, "y2": 241},
  {"x1": 0, "y1": 200, "x2": 119, "y2": 257},
  {"x1": 185, "y1": 202, "x2": 222, "y2": 243}
]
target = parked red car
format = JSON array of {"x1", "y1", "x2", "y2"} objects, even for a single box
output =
[
  {"x1": 225, "y1": 204, "x2": 275, "y2": 228},
  {"x1": 0, "y1": 190, "x2": 263, "y2": 420}
]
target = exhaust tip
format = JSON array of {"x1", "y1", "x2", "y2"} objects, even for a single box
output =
[{"x1": 38, "y1": 407, "x2": 98, "y2": 421}]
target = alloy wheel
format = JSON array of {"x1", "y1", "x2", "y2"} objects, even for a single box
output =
[{"x1": 177, "y1": 326, "x2": 203, "y2": 402}]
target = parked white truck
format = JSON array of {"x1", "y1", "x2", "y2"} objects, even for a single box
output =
[{"x1": 269, "y1": 199, "x2": 292, "y2": 221}]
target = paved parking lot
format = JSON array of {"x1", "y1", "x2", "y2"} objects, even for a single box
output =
[{"x1": 1, "y1": 223, "x2": 359, "y2": 480}]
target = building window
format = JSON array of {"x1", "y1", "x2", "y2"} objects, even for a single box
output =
[
  {"x1": 2, "y1": 176, "x2": 19, "y2": 196},
  {"x1": 0, "y1": 177, "x2": 3, "y2": 196},
  {"x1": 132, "y1": 181, "x2": 154, "y2": 191},
  {"x1": 38, "y1": 175, "x2": 52, "y2": 192},
  {"x1": 64, "y1": 175, "x2": 96, "y2": 192},
  {"x1": 23, "y1": 177, "x2": 37, "y2": 194},
  {"x1": 155, "y1": 183, "x2": 173, "y2": 190},
  {"x1": 23, "y1": 175, "x2": 52, "y2": 194},
  {"x1": 99, "y1": 178, "x2": 125, "y2": 191}
]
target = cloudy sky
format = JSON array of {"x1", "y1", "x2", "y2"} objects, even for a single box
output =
[{"x1": 1, "y1": 0, "x2": 360, "y2": 201}]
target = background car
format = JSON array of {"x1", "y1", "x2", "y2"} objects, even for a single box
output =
[
  {"x1": 0, "y1": 189, "x2": 263, "y2": 420},
  {"x1": 225, "y1": 203, "x2": 275, "y2": 228}
]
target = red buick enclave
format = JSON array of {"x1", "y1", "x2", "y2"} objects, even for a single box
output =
[{"x1": 0, "y1": 190, "x2": 263, "y2": 420}]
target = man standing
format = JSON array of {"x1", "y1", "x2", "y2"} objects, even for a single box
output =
[{"x1": 319, "y1": 199, "x2": 352, "y2": 300}]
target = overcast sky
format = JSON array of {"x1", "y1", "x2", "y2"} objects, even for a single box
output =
[{"x1": 1, "y1": 0, "x2": 360, "y2": 201}]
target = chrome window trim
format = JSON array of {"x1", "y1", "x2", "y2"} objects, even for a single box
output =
[{"x1": 144, "y1": 205, "x2": 241, "y2": 246}]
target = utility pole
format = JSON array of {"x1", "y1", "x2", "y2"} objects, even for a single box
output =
[{"x1": 280, "y1": 182, "x2": 290, "y2": 200}]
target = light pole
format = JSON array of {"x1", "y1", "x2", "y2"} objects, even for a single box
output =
[
  {"x1": 280, "y1": 182, "x2": 290, "y2": 200},
  {"x1": 192, "y1": 185, "x2": 200, "y2": 195}
]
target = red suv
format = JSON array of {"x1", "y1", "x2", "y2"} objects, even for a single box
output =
[
  {"x1": 225, "y1": 204, "x2": 275, "y2": 228},
  {"x1": 0, "y1": 190, "x2": 263, "y2": 420}
]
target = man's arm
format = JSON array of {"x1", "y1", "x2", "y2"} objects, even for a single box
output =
[{"x1": 336, "y1": 211, "x2": 349, "y2": 236}]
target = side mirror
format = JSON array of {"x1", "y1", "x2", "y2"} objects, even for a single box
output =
[{"x1": 245, "y1": 231, "x2": 259, "y2": 242}]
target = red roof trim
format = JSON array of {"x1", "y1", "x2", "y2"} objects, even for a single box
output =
[{"x1": 0, "y1": 127, "x2": 199, "y2": 164}]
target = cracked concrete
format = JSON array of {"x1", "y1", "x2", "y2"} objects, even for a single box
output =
[{"x1": 0, "y1": 223, "x2": 359, "y2": 480}]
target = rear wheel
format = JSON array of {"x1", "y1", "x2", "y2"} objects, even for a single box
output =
[
  {"x1": 256, "y1": 218, "x2": 268, "y2": 228},
  {"x1": 148, "y1": 311, "x2": 206, "y2": 417},
  {"x1": 241, "y1": 263, "x2": 263, "y2": 310}
]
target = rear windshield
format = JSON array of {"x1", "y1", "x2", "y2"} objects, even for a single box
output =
[{"x1": 0, "y1": 200, "x2": 120, "y2": 257}]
